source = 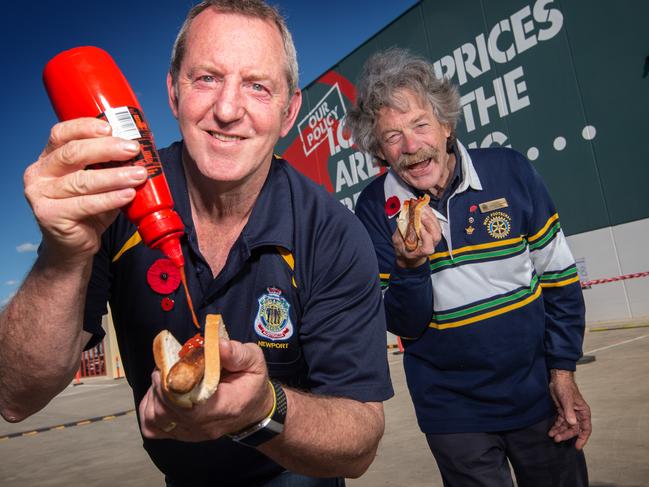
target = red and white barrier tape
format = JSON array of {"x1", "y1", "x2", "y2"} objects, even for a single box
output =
[{"x1": 581, "y1": 271, "x2": 649, "y2": 288}]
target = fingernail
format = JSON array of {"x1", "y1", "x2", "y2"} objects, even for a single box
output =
[
  {"x1": 97, "y1": 123, "x2": 112, "y2": 135},
  {"x1": 132, "y1": 167, "x2": 147, "y2": 180},
  {"x1": 122, "y1": 141, "x2": 140, "y2": 152},
  {"x1": 118, "y1": 188, "x2": 136, "y2": 200}
]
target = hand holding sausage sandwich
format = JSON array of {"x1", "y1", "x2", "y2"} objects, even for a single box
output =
[
  {"x1": 140, "y1": 314, "x2": 276, "y2": 442},
  {"x1": 393, "y1": 194, "x2": 442, "y2": 268},
  {"x1": 153, "y1": 314, "x2": 225, "y2": 408}
]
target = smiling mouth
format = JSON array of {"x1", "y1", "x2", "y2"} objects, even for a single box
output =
[
  {"x1": 404, "y1": 158, "x2": 432, "y2": 171},
  {"x1": 208, "y1": 131, "x2": 243, "y2": 142}
]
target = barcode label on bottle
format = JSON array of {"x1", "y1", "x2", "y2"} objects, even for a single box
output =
[{"x1": 104, "y1": 106, "x2": 142, "y2": 140}]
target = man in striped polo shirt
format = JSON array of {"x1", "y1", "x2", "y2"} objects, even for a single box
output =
[{"x1": 347, "y1": 48, "x2": 590, "y2": 487}]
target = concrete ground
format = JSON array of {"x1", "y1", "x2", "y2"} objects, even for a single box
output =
[{"x1": 1, "y1": 324, "x2": 648, "y2": 486}]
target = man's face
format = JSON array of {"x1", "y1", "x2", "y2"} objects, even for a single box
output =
[
  {"x1": 167, "y1": 9, "x2": 301, "y2": 186},
  {"x1": 376, "y1": 89, "x2": 452, "y2": 192}
]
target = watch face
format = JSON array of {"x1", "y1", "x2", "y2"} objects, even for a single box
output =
[
  {"x1": 265, "y1": 418, "x2": 284, "y2": 435},
  {"x1": 231, "y1": 418, "x2": 284, "y2": 447}
]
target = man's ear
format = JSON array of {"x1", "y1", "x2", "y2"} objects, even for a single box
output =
[
  {"x1": 166, "y1": 72, "x2": 179, "y2": 119},
  {"x1": 374, "y1": 147, "x2": 391, "y2": 168},
  {"x1": 280, "y1": 89, "x2": 303, "y2": 137}
]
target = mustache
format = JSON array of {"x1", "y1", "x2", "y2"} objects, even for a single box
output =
[{"x1": 396, "y1": 146, "x2": 441, "y2": 171}]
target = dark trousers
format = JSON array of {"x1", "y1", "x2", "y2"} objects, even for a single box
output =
[
  {"x1": 262, "y1": 472, "x2": 345, "y2": 487},
  {"x1": 166, "y1": 472, "x2": 344, "y2": 487},
  {"x1": 425, "y1": 417, "x2": 588, "y2": 487}
]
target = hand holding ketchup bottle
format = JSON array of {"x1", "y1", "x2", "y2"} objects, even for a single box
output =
[{"x1": 42, "y1": 46, "x2": 185, "y2": 269}]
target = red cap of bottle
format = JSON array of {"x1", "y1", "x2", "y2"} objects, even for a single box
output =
[
  {"x1": 43, "y1": 46, "x2": 141, "y2": 121},
  {"x1": 138, "y1": 210, "x2": 185, "y2": 268}
]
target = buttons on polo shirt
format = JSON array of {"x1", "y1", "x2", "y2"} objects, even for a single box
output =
[{"x1": 161, "y1": 297, "x2": 175, "y2": 311}]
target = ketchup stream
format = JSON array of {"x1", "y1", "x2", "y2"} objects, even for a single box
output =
[
  {"x1": 180, "y1": 267, "x2": 200, "y2": 331},
  {"x1": 179, "y1": 267, "x2": 203, "y2": 359}
]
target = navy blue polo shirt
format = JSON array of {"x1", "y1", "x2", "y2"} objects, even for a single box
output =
[{"x1": 83, "y1": 141, "x2": 393, "y2": 486}]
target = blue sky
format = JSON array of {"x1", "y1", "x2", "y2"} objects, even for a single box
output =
[{"x1": 0, "y1": 0, "x2": 417, "y2": 307}]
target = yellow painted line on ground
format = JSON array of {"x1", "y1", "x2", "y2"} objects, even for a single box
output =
[
  {"x1": 0, "y1": 409, "x2": 135, "y2": 441},
  {"x1": 590, "y1": 323, "x2": 649, "y2": 332}
]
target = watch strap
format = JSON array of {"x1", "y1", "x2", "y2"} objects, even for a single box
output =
[{"x1": 230, "y1": 380, "x2": 286, "y2": 447}]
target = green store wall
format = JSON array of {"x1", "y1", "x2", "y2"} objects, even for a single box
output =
[{"x1": 276, "y1": 0, "x2": 649, "y2": 237}]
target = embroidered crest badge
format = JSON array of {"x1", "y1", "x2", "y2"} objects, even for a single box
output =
[
  {"x1": 483, "y1": 211, "x2": 512, "y2": 239},
  {"x1": 254, "y1": 287, "x2": 294, "y2": 341}
]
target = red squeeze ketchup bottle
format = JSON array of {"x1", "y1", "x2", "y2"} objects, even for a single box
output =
[{"x1": 42, "y1": 46, "x2": 185, "y2": 268}]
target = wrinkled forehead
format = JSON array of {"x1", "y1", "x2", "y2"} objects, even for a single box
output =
[
  {"x1": 196, "y1": 10, "x2": 281, "y2": 44},
  {"x1": 184, "y1": 8, "x2": 290, "y2": 89}
]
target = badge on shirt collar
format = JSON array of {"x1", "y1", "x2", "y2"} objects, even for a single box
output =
[
  {"x1": 479, "y1": 198, "x2": 508, "y2": 213},
  {"x1": 254, "y1": 287, "x2": 294, "y2": 341}
]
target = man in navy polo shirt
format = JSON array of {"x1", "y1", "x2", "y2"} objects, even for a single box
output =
[
  {"x1": 0, "y1": 1, "x2": 393, "y2": 486},
  {"x1": 346, "y1": 48, "x2": 590, "y2": 486}
]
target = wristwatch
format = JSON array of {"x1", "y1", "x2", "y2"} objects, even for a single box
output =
[{"x1": 230, "y1": 380, "x2": 287, "y2": 447}]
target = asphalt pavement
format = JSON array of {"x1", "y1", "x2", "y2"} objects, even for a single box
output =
[{"x1": 1, "y1": 324, "x2": 648, "y2": 486}]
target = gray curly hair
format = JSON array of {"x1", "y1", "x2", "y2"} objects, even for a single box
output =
[
  {"x1": 345, "y1": 48, "x2": 461, "y2": 160},
  {"x1": 169, "y1": 0, "x2": 299, "y2": 99}
]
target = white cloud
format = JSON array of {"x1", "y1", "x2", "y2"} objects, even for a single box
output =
[
  {"x1": 5, "y1": 280, "x2": 17, "y2": 286},
  {"x1": 1, "y1": 291, "x2": 16, "y2": 307},
  {"x1": 16, "y1": 242, "x2": 39, "y2": 253}
]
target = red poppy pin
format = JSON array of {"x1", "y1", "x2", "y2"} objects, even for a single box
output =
[
  {"x1": 469, "y1": 204, "x2": 478, "y2": 213},
  {"x1": 385, "y1": 196, "x2": 401, "y2": 218},
  {"x1": 147, "y1": 258, "x2": 181, "y2": 295},
  {"x1": 161, "y1": 297, "x2": 175, "y2": 311}
]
